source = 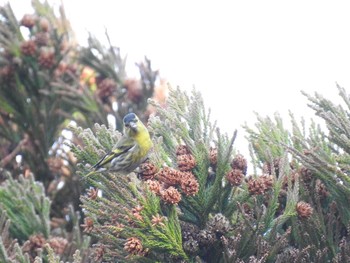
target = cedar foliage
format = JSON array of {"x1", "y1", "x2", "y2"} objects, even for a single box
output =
[
  {"x1": 2, "y1": 1, "x2": 350, "y2": 262},
  {"x1": 73, "y1": 85, "x2": 350, "y2": 262},
  {"x1": 0, "y1": 1, "x2": 159, "y2": 262}
]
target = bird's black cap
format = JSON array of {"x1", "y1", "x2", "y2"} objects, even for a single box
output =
[{"x1": 123, "y1": 113, "x2": 137, "y2": 124}]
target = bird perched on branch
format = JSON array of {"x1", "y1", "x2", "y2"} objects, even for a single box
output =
[{"x1": 87, "y1": 113, "x2": 153, "y2": 176}]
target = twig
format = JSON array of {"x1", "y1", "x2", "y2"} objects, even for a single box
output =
[{"x1": 0, "y1": 136, "x2": 28, "y2": 167}]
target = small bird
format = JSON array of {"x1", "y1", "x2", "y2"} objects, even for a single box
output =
[{"x1": 88, "y1": 113, "x2": 153, "y2": 176}]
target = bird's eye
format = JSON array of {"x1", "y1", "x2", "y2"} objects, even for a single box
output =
[{"x1": 125, "y1": 123, "x2": 130, "y2": 127}]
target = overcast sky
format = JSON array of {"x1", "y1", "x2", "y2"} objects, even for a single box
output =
[{"x1": 4, "y1": 0, "x2": 350, "y2": 154}]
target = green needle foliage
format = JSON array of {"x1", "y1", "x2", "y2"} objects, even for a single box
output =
[
  {"x1": 72, "y1": 85, "x2": 350, "y2": 262},
  {"x1": 71, "y1": 123, "x2": 188, "y2": 262},
  {"x1": 0, "y1": 171, "x2": 50, "y2": 241},
  {"x1": 148, "y1": 87, "x2": 238, "y2": 227},
  {"x1": 244, "y1": 84, "x2": 350, "y2": 262}
]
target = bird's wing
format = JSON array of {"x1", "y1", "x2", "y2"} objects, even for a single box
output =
[{"x1": 92, "y1": 136, "x2": 136, "y2": 170}]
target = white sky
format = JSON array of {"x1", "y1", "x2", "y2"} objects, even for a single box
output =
[{"x1": 4, "y1": 0, "x2": 350, "y2": 154}]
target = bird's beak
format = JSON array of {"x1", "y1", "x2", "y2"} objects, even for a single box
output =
[{"x1": 129, "y1": 122, "x2": 138, "y2": 131}]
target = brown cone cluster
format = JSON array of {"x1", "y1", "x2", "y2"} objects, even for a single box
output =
[
  {"x1": 22, "y1": 234, "x2": 46, "y2": 255},
  {"x1": 262, "y1": 158, "x2": 281, "y2": 175},
  {"x1": 146, "y1": 179, "x2": 162, "y2": 195},
  {"x1": 226, "y1": 169, "x2": 244, "y2": 186},
  {"x1": 177, "y1": 154, "x2": 196, "y2": 171},
  {"x1": 176, "y1": 145, "x2": 190, "y2": 156},
  {"x1": 48, "y1": 237, "x2": 68, "y2": 255},
  {"x1": 20, "y1": 14, "x2": 36, "y2": 28},
  {"x1": 180, "y1": 172, "x2": 199, "y2": 196},
  {"x1": 157, "y1": 167, "x2": 182, "y2": 186},
  {"x1": 207, "y1": 213, "x2": 231, "y2": 235},
  {"x1": 316, "y1": 179, "x2": 329, "y2": 198},
  {"x1": 160, "y1": 186, "x2": 182, "y2": 204},
  {"x1": 296, "y1": 201, "x2": 313, "y2": 219},
  {"x1": 299, "y1": 166, "x2": 314, "y2": 183},
  {"x1": 247, "y1": 175, "x2": 273, "y2": 195},
  {"x1": 143, "y1": 145, "x2": 199, "y2": 203},
  {"x1": 209, "y1": 147, "x2": 218, "y2": 166},
  {"x1": 39, "y1": 17, "x2": 50, "y2": 32},
  {"x1": 22, "y1": 234, "x2": 68, "y2": 259},
  {"x1": 21, "y1": 40, "x2": 37, "y2": 56},
  {"x1": 97, "y1": 78, "x2": 117, "y2": 102},
  {"x1": 35, "y1": 32, "x2": 49, "y2": 46},
  {"x1": 124, "y1": 78, "x2": 143, "y2": 103},
  {"x1": 138, "y1": 162, "x2": 159, "y2": 180},
  {"x1": 124, "y1": 237, "x2": 146, "y2": 256},
  {"x1": 0, "y1": 65, "x2": 14, "y2": 81},
  {"x1": 282, "y1": 170, "x2": 300, "y2": 189},
  {"x1": 225, "y1": 154, "x2": 248, "y2": 187},
  {"x1": 231, "y1": 154, "x2": 247, "y2": 175},
  {"x1": 176, "y1": 145, "x2": 196, "y2": 171}
]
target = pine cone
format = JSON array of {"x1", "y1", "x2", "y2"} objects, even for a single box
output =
[
  {"x1": 316, "y1": 179, "x2": 329, "y2": 198},
  {"x1": 226, "y1": 169, "x2": 244, "y2": 186},
  {"x1": 247, "y1": 175, "x2": 273, "y2": 195},
  {"x1": 207, "y1": 213, "x2": 231, "y2": 236},
  {"x1": 97, "y1": 78, "x2": 117, "y2": 102},
  {"x1": 124, "y1": 79, "x2": 143, "y2": 103},
  {"x1": 231, "y1": 154, "x2": 248, "y2": 175},
  {"x1": 176, "y1": 145, "x2": 191, "y2": 156},
  {"x1": 247, "y1": 177, "x2": 265, "y2": 195},
  {"x1": 177, "y1": 154, "x2": 196, "y2": 171},
  {"x1": 282, "y1": 170, "x2": 299, "y2": 189},
  {"x1": 21, "y1": 40, "x2": 37, "y2": 56},
  {"x1": 39, "y1": 17, "x2": 50, "y2": 32},
  {"x1": 20, "y1": 14, "x2": 36, "y2": 28},
  {"x1": 22, "y1": 234, "x2": 46, "y2": 258},
  {"x1": 299, "y1": 166, "x2": 314, "y2": 183},
  {"x1": 260, "y1": 174, "x2": 273, "y2": 189},
  {"x1": 209, "y1": 147, "x2": 218, "y2": 166},
  {"x1": 38, "y1": 49, "x2": 55, "y2": 68},
  {"x1": 48, "y1": 237, "x2": 68, "y2": 255},
  {"x1": 35, "y1": 32, "x2": 49, "y2": 46},
  {"x1": 296, "y1": 201, "x2": 313, "y2": 219},
  {"x1": 262, "y1": 158, "x2": 281, "y2": 175},
  {"x1": 0, "y1": 65, "x2": 14, "y2": 82},
  {"x1": 183, "y1": 237, "x2": 199, "y2": 254},
  {"x1": 29, "y1": 234, "x2": 46, "y2": 249},
  {"x1": 198, "y1": 229, "x2": 216, "y2": 246},
  {"x1": 22, "y1": 234, "x2": 46, "y2": 257},
  {"x1": 124, "y1": 237, "x2": 144, "y2": 255},
  {"x1": 180, "y1": 221, "x2": 200, "y2": 241},
  {"x1": 138, "y1": 162, "x2": 158, "y2": 180},
  {"x1": 156, "y1": 167, "x2": 182, "y2": 186},
  {"x1": 179, "y1": 172, "x2": 199, "y2": 196},
  {"x1": 160, "y1": 186, "x2": 181, "y2": 204},
  {"x1": 146, "y1": 180, "x2": 162, "y2": 195}
]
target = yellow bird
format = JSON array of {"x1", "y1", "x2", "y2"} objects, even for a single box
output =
[{"x1": 88, "y1": 113, "x2": 153, "y2": 175}]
